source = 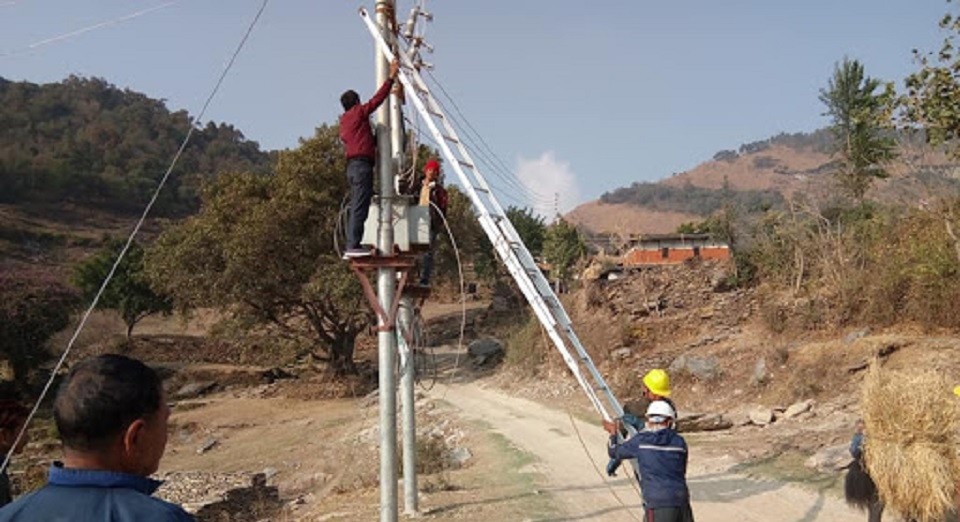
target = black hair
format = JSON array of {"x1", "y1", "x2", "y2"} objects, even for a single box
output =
[
  {"x1": 341, "y1": 90, "x2": 360, "y2": 111},
  {"x1": 53, "y1": 355, "x2": 162, "y2": 452}
]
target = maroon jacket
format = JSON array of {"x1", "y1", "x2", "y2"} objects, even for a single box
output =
[{"x1": 339, "y1": 79, "x2": 393, "y2": 161}]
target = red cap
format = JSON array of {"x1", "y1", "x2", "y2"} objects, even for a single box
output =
[{"x1": 425, "y1": 159, "x2": 440, "y2": 173}]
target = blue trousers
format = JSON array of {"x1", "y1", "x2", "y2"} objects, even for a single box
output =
[{"x1": 346, "y1": 158, "x2": 374, "y2": 249}]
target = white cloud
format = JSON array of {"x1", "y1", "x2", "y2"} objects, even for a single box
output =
[{"x1": 515, "y1": 151, "x2": 581, "y2": 220}]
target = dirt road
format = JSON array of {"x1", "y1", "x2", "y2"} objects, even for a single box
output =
[{"x1": 429, "y1": 381, "x2": 867, "y2": 522}]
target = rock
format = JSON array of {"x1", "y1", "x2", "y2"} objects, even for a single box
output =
[
  {"x1": 669, "y1": 354, "x2": 720, "y2": 381},
  {"x1": 676, "y1": 413, "x2": 733, "y2": 432},
  {"x1": 784, "y1": 399, "x2": 814, "y2": 419},
  {"x1": 447, "y1": 447, "x2": 472, "y2": 467},
  {"x1": 262, "y1": 467, "x2": 278, "y2": 480},
  {"x1": 750, "y1": 358, "x2": 767, "y2": 387},
  {"x1": 197, "y1": 438, "x2": 219, "y2": 454},
  {"x1": 844, "y1": 328, "x2": 870, "y2": 344},
  {"x1": 468, "y1": 338, "x2": 505, "y2": 367},
  {"x1": 805, "y1": 443, "x2": 851, "y2": 471},
  {"x1": 611, "y1": 347, "x2": 633, "y2": 360},
  {"x1": 261, "y1": 367, "x2": 295, "y2": 383},
  {"x1": 748, "y1": 407, "x2": 774, "y2": 426},
  {"x1": 175, "y1": 381, "x2": 217, "y2": 399}
]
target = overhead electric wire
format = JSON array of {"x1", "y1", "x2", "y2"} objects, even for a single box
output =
[
  {"x1": 1, "y1": 1, "x2": 182, "y2": 58},
  {"x1": 421, "y1": 68, "x2": 556, "y2": 204},
  {"x1": 423, "y1": 87, "x2": 554, "y2": 207},
  {"x1": 415, "y1": 129, "x2": 539, "y2": 210},
  {"x1": 0, "y1": 0, "x2": 270, "y2": 475}
]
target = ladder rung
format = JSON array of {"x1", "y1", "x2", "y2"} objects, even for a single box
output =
[
  {"x1": 458, "y1": 160, "x2": 475, "y2": 169},
  {"x1": 442, "y1": 134, "x2": 460, "y2": 144},
  {"x1": 427, "y1": 107, "x2": 444, "y2": 118},
  {"x1": 473, "y1": 186, "x2": 489, "y2": 194}
]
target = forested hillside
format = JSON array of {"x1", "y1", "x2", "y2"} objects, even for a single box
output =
[{"x1": 0, "y1": 76, "x2": 274, "y2": 215}]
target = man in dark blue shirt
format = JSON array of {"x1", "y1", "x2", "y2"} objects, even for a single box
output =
[
  {"x1": 0, "y1": 354, "x2": 193, "y2": 521},
  {"x1": 604, "y1": 400, "x2": 694, "y2": 522}
]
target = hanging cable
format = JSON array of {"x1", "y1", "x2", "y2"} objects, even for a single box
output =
[
  {"x1": 0, "y1": 0, "x2": 270, "y2": 476},
  {"x1": 428, "y1": 199, "x2": 468, "y2": 395}
]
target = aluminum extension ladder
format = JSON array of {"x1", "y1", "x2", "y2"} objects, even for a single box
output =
[{"x1": 359, "y1": 8, "x2": 627, "y2": 424}]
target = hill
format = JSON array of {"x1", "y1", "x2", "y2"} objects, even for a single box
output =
[
  {"x1": 568, "y1": 129, "x2": 960, "y2": 235},
  {"x1": 0, "y1": 76, "x2": 274, "y2": 217}
]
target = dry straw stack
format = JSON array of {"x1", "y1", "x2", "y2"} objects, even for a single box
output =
[{"x1": 861, "y1": 362, "x2": 960, "y2": 522}]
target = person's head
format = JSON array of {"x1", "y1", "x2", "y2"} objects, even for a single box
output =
[
  {"x1": 0, "y1": 400, "x2": 30, "y2": 455},
  {"x1": 645, "y1": 400, "x2": 676, "y2": 430},
  {"x1": 340, "y1": 89, "x2": 360, "y2": 111},
  {"x1": 424, "y1": 159, "x2": 440, "y2": 182},
  {"x1": 54, "y1": 355, "x2": 170, "y2": 476},
  {"x1": 641, "y1": 368, "x2": 671, "y2": 399}
]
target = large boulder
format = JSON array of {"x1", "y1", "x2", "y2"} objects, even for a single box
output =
[
  {"x1": 669, "y1": 354, "x2": 720, "y2": 381},
  {"x1": 468, "y1": 338, "x2": 505, "y2": 367},
  {"x1": 676, "y1": 413, "x2": 733, "y2": 432}
]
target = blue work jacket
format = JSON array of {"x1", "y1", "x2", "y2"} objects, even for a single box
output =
[
  {"x1": 608, "y1": 427, "x2": 690, "y2": 509},
  {"x1": 0, "y1": 462, "x2": 194, "y2": 521}
]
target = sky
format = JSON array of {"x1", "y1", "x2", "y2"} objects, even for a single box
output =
[{"x1": 0, "y1": 1, "x2": 950, "y2": 216}]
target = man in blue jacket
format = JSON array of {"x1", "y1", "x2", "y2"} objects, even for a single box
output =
[
  {"x1": 604, "y1": 400, "x2": 694, "y2": 522},
  {"x1": 0, "y1": 354, "x2": 193, "y2": 521}
]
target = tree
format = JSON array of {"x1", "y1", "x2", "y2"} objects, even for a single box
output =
[
  {"x1": 542, "y1": 218, "x2": 586, "y2": 282},
  {"x1": 434, "y1": 186, "x2": 497, "y2": 283},
  {"x1": 74, "y1": 240, "x2": 173, "y2": 338},
  {"x1": 0, "y1": 268, "x2": 78, "y2": 382},
  {"x1": 819, "y1": 58, "x2": 897, "y2": 201},
  {"x1": 146, "y1": 125, "x2": 370, "y2": 373},
  {"x1": 506, "y1": 206, "x2": 546, "y2": 257},
  {"x1": 904, "y1": 3, "x2": 960, "y2": 154}
]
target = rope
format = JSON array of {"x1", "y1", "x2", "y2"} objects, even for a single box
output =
[
  {"x1": 0, "y1": 0, "x2": 269, "y2": 476},
  {"x1": 565, "y1": 410, "x2": 644, "y2": 522}
]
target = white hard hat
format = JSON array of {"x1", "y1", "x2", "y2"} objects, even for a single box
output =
[{"x1": 645, "y1": 400, "x2": 676, "y2": 420}]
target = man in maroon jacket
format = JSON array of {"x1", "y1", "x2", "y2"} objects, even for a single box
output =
[{"x1": 339, "y1": 59, "x2": 399, "y2": 259}]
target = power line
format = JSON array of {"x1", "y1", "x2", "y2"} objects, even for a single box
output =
[
  {"x1": 422, "y1": 69, "x2": 555, "y2": 203},
  {"x1": 0, "y1": 0, "x2": 270, "y2": 475},
  {"x1": 0, "y1": 1, "x2": 182, "y2": 58}
]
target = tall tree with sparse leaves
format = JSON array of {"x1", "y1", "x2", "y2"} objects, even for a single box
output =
[
  {"x1": 819, "y1": 58, "x2": 897, "y2": 201},
  {"x1": 904, "y1": 2, "x2": 960, "y2": 155}
]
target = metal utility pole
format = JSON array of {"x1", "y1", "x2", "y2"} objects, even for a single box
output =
[
  {"x1": 375, "y1": 1, "x2": 398, "y2": 521},
  {"x1": 397, "y1": 301, "x2": 417, "y2": 515},
  {"x1": 391, "y1": 5, "x2": 418, "y2": 514}
]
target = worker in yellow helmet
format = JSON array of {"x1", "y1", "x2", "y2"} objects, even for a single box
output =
[
  {"x1": 622, "y1": 369, "x2": 676, "y2": 424},
  {"x1": 607, "y1": 369, "x2": 678, "y2": 477}
]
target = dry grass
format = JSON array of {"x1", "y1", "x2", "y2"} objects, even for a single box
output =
[{"x1": 861, "y1": 362, "x2": 960, "y2": 521}]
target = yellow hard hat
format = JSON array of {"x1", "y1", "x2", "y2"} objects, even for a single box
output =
[
  {"x1": 642, "y1": 369, "x2": 671, "y2": 397},
  {"x1": 954, "y1": 385, "x2": 960, "y2": 397}
]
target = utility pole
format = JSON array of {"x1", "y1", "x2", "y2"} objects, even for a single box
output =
[
  {"x1": 392, "y1": 3, "x2": 418, "y2": 516},
  {"x1": 374, "y1": 1, "x2": 398, "y2": 521}
]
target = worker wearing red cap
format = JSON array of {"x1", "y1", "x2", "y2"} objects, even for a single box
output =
[{"x1": 418, "y1": 159, "x2": 448, "y2": 286}]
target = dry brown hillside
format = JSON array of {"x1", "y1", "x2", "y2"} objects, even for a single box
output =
[
  {"x1": 568, "y1": 133, "x2": 960, "y2": 235},
  {"x1": 564, "y1": 201, "x2": 699, "y2": 235}
]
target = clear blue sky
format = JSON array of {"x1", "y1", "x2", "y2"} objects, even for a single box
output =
[{"x1": 0, "y1": 1, "x2": 949, "y2": 214}]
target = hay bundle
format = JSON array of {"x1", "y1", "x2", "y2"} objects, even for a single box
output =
[{"x1": 861, "y1": 362, "x2": 960, "y2": 522}]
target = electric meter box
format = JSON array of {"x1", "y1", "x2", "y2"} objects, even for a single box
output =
[{"x1": 361, "y1": 202, "x2": 431, "y2": 252}]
